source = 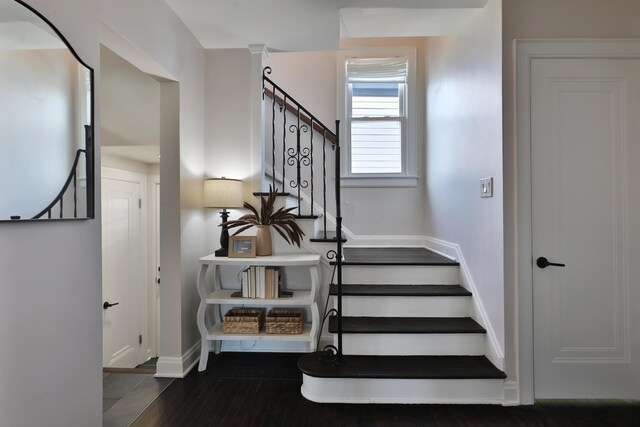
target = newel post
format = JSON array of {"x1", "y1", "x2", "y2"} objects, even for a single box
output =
[{"x1": 248, "y1": 44, "x2": 268, "y2": 199}]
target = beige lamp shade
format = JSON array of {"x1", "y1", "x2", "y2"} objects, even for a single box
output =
[{"x1": 203, "y1": 178, "x2": 244, "y2": 208}]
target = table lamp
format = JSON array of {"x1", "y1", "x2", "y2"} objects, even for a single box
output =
[{"x1": 203, "y1": 177, "x2": 244, "y2": 257}]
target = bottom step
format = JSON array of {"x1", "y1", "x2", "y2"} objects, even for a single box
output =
[{"x1": 298, "y1": 353, "x2": 506, "y2": 404}]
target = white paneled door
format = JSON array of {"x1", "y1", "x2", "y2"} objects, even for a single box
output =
[
  {"x1": 531, "y1": 58, "x2": 640, "y2": 398},
  {"x1": 102, "y1": 170, "x2": 145, "y2": 368}
]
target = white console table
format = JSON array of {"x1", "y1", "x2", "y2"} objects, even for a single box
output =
[{"x1": 196, "y1": 253, "x2": 321, "y2": 371}]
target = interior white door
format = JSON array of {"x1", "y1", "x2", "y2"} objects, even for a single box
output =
[
  {"x1": 102, "y1": 173, "x2": 144, "y2": 368},
  {"x1": 531, "y1": 58, "x2": 640, "y2": 398}
]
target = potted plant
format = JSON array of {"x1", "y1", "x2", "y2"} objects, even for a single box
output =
[{"x1": 223, "y1": 187, "x2": 304, "y2": 256}]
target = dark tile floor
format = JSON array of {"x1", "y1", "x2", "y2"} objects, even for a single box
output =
[{"x1": 103, "y1": 359, "x2": 173, "y2": 427}]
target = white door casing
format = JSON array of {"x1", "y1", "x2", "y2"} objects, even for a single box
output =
[
  {"x1": 531, "y1": 58, "x2": 639, "y2": 398},
  {"x1": 516, "y1": 40, "x2": 640, "y2": 403},
  {"x1": 147, "y1": 177, "x2": 160, "y2": 359},
  {"x1": 102, "y1": 168, "x2": 147, "y2": 368}
]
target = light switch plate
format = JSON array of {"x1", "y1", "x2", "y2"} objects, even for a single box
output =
[{"x1": 481, "y1": 177, "x2": 493, "y2": 198}]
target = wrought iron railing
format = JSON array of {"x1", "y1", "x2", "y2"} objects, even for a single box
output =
[
  {"x1": 262, "y1": 67, "x2": 344, "y2": 362},
  {"x1": 32, "y1": 148, "x2": 87, "y2": 219}
]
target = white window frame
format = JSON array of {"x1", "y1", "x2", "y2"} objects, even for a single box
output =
[{"x1": 337, "y1": 47, "x2": 418, "y2": 187}]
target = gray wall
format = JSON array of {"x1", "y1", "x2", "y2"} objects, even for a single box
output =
[{"x1": 0, "y1": 0, "x2": 205, "y2": 425}]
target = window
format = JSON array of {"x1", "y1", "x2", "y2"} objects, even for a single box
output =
[
  {"x1": 350, "y1": 80, "x2": 404, "y2": 174},
  {"x1": 338, "y1": 49, "x2": 417, "y2": 187}
]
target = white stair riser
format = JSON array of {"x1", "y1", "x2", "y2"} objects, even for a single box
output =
[
  {"x1": 296, "y1": 217, "x2": 318, "y2": 237},
  {"x1": 340, "y1": 296, "x2": 471, "y2": 317},
  {"x1": 342, "y1": 265, "x2": 459, "y2": 284},
  {"x1": 336, "y1": 333, "x2": 485, "y2": 356},
  {"x1": 301, "y1": 375, "x2": 505, "y2": 404}
]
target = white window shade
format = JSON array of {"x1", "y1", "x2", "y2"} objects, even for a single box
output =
[
  {"x1": 351, "y1": 120, "x2": 402, "y2": 173},
  {"x1": 346, "y1": 58, "x2": 408, "y2": 82}
]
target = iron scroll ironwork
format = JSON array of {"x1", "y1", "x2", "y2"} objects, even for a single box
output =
[{"x1": 262, "y1": 67, "x2": 343, "y2": 363}]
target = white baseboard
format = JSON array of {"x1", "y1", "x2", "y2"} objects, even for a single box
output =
[
  {"x1": 155, "y1": 340, "x2": 201, "y2": 378},
  {"x1": 502, "y1": 381, "x2": 520, "y2": 406},
  {"x1": 421, "y1": 236, "x2": 459, "y2": 261},
  {"x1": 424, "y1": 237, "x2": 504, "y2": 371},
  {"x1": 345, "y1": 234, "x2": 430, "y2": 248}
]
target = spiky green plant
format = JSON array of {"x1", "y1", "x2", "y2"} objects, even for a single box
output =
[{"x1": 223, "y1": 186, "x2": 305, "y2": 247}]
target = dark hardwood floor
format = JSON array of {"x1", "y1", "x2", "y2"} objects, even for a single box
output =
[{"x1": 132, "y1": 353, "x2": 640, "y2": 427}]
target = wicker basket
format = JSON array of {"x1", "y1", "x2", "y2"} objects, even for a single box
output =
[
  {"x1": 223, "y1": 307, "x2": 265, "y2": 334},
  {"x1": 266, "y1": 309, "x2": 304, "y2": 334}
]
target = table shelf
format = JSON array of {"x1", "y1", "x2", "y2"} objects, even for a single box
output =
[
  {"x1": 207, "y1": 323, "x2": 313, "y2": 342},
  {"x1": 196, "y1": 253, "x2": 321, "y2": 371},
  {"x1": 206, "y1": 289, "x2": 312, "y2": 305}
]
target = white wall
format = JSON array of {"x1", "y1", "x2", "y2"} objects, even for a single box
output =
[
  {"x1": 265, "y1": 38, "x2": 428, "y2": 236},
  {"x1": 425, "y1": 0, "x2": 503, "y2": 349},
  {"x1": 100, "y1": 45, "x2": 160, "y2": 147},
  {"x1": 203, "y1": 49, "x2": 255, "y2": 253},
  {"x1": 0, "y1": 0, "x2": 204, "y2": 425},
  {"x1": 101, "y1": 152, "x2": 156, "y2": 175},
  {"x1": 502, "y1": 0, "x2": 640, "y2": 395}
]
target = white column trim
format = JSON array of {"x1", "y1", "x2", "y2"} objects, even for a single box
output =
[
  {"x1": 249, "y1": 44, "x2": 267, "y2": 198},
  {"x1": 155, "y1": 340, "x2": 201, "y2": 378}
]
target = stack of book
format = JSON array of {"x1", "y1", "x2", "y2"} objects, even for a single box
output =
[{"x1": 241, "y1": 266, "x2": 281, "y2": 299}]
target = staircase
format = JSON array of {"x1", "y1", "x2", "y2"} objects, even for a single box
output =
[
  {"x1": 298, "y1": 247, "x2": 505, "y2": 404},
  {"x1": 262, "y1": 69, "x2": 505, "y2": 404}
]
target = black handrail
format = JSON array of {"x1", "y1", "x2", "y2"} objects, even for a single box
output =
[
  {"x1": 334, "y1": 119, "x2": 343, "y2": 362},
  {"x1": 263, "y1": 67, "x2": 337, "y2": 142},
  {"x1": 32, "y1": 148, "x2": 86, "y2": 219},
  {"x1": 262, "y1": 68, "x2": 343, "y2": 362}
]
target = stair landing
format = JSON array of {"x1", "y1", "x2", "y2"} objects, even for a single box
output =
[{"x1": 338, "y1": 247, "x2": 458, "y2": 266}]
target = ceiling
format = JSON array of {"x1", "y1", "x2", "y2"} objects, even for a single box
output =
[
  {"x1": 102, "y1": 145, "x2": 161, "y2": 164},
  {"x1": 164, "y1": 0, "x2": 488, "y2": 51}
]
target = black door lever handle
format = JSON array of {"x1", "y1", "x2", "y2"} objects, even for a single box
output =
[
  {"x1": 103, "y1": 301, "x2": 120, "y2": 309},
  {"x1": 536, "y1": 257, "x2": 566, "y2": 269}
]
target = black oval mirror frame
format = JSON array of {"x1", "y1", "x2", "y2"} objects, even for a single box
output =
[{"x1": 0, "y1": 0, "x2": 94, "y2": 221}]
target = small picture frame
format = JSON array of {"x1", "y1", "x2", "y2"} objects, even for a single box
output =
[{"x1": 229, "y1": 236, "x2": 257, "y2": 258}]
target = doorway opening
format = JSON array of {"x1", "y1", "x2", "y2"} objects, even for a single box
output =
[{"x1": 100, "y1": 44, "x2": 162, "y2": 370}]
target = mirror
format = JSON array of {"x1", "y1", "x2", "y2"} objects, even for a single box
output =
[{"x1": 0, "y1": 0, "x2": 94, "y2": 221}]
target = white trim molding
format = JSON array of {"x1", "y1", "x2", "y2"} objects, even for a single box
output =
[
  {"x1": 425, "y1": 237, "x2": 504, "y2": 372},
  {"x1": 502, "y1": 381, "x2": 520, "y2": 407},
  {"x1": 155, "y1": 340, "x2": 201, "y2": 378},
  {"x1": 337, "y1": 46, "x2": 418, "y2": 186},
  {"x1": 515, "y1": 38, "x2": 640, "y2": 405}
]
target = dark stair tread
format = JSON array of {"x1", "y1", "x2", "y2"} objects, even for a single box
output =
[
  {"x1": 310, "y1": 231, "x2": 347, "y2": 243},
  {"x1": 298, "y1": 354, "x2": 506, "y2": 380},
  {"x1": 328, "y1": 316, "x2": 486, "y2": 334},
  {"x1": 329, "y1": 284, "x2": 471, "y2": 297},
  {"x1": 295, "y1": 214, "x2": 320, "y2": 220},
  {"x1": 331, "y1": 247, "x2": 459, "y2": 266}
]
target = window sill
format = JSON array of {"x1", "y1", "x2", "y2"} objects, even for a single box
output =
[{"x1": 340, "y1": 175, "x2": 419, "y2": 188}]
